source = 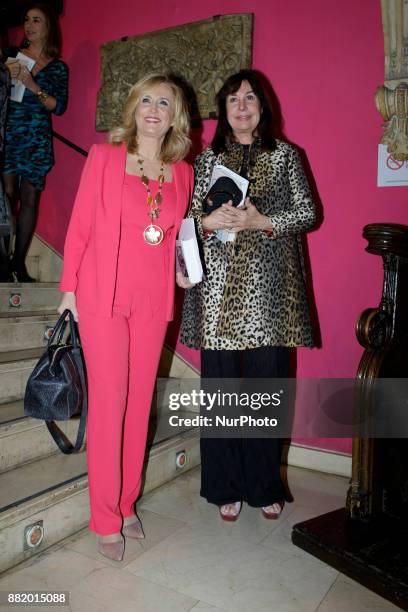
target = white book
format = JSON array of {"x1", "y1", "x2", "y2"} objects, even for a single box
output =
[
  {"x1": 8, "y1": 53, "x2": 36, "y2": 103},
  {"x1": 176, "y1": 218, "x2": 203, "y2": 285},
  {"x1": 208, "y1": 164, "x2": 249, "y2": 243}
]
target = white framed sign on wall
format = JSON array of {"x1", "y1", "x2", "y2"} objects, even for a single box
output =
[{"x1": 377, "y1": 144, "x2": 408, "y2": 187}]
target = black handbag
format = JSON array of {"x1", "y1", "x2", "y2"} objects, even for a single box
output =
[
  {"x1": 203, "y1": 177, "x2": 243, "y2": 214},
  {"x1": 24, "y1": 309, "x2": 88, "y2": 455}
]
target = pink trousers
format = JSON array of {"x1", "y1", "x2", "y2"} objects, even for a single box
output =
[{"x1": 78, "y1": 294, "x2": 167, "y2": 535}]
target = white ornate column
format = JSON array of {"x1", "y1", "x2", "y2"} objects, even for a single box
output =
[{"x1": 375, "y1": 0, "x2": 408, "y2": 160}]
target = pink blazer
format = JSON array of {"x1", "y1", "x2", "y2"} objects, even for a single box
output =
[{"x1": 60, "y1": 142, "x2": 194, "y2": 321}]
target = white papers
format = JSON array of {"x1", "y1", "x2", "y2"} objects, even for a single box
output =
[
  {"x1": 176, "y1": 218, "x2": 203, "y2": 284},
  {"x1": 208, "y1": 164, "x2": 249, "y2": 243},
  {"x1": 8, "y1": 53, "x2": 36, "y2": 103},
  {"x1": 210, "y1": 164, "x2": 249, "y2": 206},
  {"x1": 377, "y1": 144, "x2": 408, "y2": 187}
]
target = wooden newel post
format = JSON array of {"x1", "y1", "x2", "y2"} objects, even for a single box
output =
[
  {"x1": 347, "y1": 223, "x2": 408, "y2": 521},
  {"x1": 291, "y1": 224, "x2": 408, "y2": 609}
]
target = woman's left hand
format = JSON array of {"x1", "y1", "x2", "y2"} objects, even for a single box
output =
[
  {"x1": 223, "y1": 198, "x2": 272, "y2": 232},
  {"x1": 176, "y1": 271, "x2": 195, "y2": 289},
  {"x1": 17, "y1": 66, "x2": 37, "y2": 92}
]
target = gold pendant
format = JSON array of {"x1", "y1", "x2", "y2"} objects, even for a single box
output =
[{"x1": 143, "y1": 224, "x2": 164, "y2": 245}]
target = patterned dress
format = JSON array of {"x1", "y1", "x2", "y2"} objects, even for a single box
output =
[
  {"x1": 181, "y1": 139, "x2": 316, "y2": 350},
  {"x1": 3, "y1": 54, "x2": 68, "y2": 191},
  {"x1": 0, "y1": 62, "x2": 10, "y2": 231}
]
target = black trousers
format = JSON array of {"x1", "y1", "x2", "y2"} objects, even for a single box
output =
[{"x1": 200, "y1": 346, "x2": 291, "y2": 507}]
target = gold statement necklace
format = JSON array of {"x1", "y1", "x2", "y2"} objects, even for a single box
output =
[{"x1": 138, "y1": 157, "x2": 165, "y2": 245}]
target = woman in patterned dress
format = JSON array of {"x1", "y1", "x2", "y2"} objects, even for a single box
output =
[
  {"x1": 0, "y1": 52, "x2": 11, "y2": 281},
  {"x1": 181, "y1": 70, "x2": 316, "y2": 521},
  {"x1": 3, "y1": 3, "x2": 68, "y2": 282}
]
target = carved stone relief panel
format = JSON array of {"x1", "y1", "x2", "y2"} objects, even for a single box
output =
[
  {"x1": 96, "y1": 14, "x2": 253, "y2": 131},
  {"x1": 375, "y1": 0, "x2": 408, "y2": 160}
]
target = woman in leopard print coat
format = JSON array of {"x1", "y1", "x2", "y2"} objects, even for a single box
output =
[{"x1": 180, "y1": 70, "x2": 316, "y2": 521}]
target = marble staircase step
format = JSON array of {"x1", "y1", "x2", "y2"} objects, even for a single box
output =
[
  {"x1": 0, "y1": 399, "x2": 24, "y2": 424},
  {"x1": 0, "y1": 350, "x2": 41, "y2": 403},
  {"x1": 0, "y1": 282, "x2": 60, "y2": 314},
  {"x1": 0, "y1": 347, "x2": 44, "y2": 364},
  {"x1": 26, "y1": 236, "x2": 62, "y2": 283},
  {"x1": 6, "y1": 236, "x2": 62, "y2": 284},
  {"x1": 0, "y1": 427, "x2": 199, "y2": 574},
  {"x1": 0, "y1": 406, "x2": 83, "y2": 474},
  {"x1": 0, "y1": 447, "x2": 87, "y2": 513},
  {"x1": 0, "y1": 312, "x2": 59, "y2": 352},
  {"x1": 0, "y1": 310, "x2": 57, "y2": 320},
  {"x1": 26, "y1": 254, "x2": 40, "y2": 281},
  {"x1": 0, "y1": 452, "x2": 88, "y2": 575}
]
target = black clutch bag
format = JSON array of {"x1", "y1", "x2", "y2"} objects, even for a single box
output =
[
  {"x1": 203, "y1": 176, "x2": 243, "y2": 214},
  {"x1": 24, "y1": 309, "x2": 88, "y2": 455}
]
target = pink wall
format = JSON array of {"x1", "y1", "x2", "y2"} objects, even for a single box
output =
[{"x1": 11, "y1": 1, "x2": 407, "y2": 454}]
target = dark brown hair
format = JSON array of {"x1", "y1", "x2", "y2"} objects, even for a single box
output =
[
  {"x1": 211, "y1": 69, "x2": 277, "y2": 154},
  {"x1": 21, "y1": 3, "x2": 61, "y2": 59}
]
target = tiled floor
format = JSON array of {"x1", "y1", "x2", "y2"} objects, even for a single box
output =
[{"x1": 0, "y1": 466, "x2": 401, "y2": 611}]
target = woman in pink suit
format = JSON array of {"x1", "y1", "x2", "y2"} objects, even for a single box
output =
[{"x1": 58, "y1": 74, "x2": 193, "y2": 561}]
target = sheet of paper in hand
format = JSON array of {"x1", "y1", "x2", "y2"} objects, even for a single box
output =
[
  {"x1": 204, "y1": 164, "x2": 249, "y2": 244},
  {"x1": 8, "y1": 52, "x2": 36, "y2": 103},
  {"x1": 176, "y1": 218, "x2": 203, "y2": 284}
]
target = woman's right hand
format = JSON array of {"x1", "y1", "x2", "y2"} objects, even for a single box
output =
[
  {"x1": 5, "y1": 59, "x2": 21, "y2": 79},
  {"x1": 201, "y1": 201, "x2": 236, "y2": 232},
  {"x1": 176, "y1": 271, "x2": 194, "y2": 289},
  {"x1": 57, "y1": 292, "x2": 79, "y2": 322}
]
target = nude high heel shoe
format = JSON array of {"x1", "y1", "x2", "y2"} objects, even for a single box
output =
[
  {"x1": 122, "y1": 515, "x2": 145, "y2": 539},
  {"x1": 97, "y1": 533, "x2": 125, "y2": 561}
]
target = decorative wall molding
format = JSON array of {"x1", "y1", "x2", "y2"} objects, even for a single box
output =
[
  {"x1": 96, "y1": 13, "x2": 253, "y2": 131},
  {"x1": 375, "y1": 0, "x2": 408, "y2": 160}
]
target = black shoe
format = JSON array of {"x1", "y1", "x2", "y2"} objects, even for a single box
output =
[
  {"x1": 0, "y1": 269, "x2": 13, "y2": 282},
  {"x1": 0, "y1": 257, "x2": 13, "y2": 282},
  {"x1": 10, "y1": 261, "x2": 36, "y2": 283}
]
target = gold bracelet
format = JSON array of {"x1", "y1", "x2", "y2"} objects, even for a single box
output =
[{"x1": 37, "y1": 89, "x2": 49, "y2": 102}]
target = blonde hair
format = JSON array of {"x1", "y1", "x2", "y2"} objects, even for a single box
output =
[{"x1": 108, "y1": 73, "x2": 191, "y2": 163}]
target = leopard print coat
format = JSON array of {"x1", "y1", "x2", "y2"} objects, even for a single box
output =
[{"x1": 180, "y1": 139, "x2": 316, "y2": 350}]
